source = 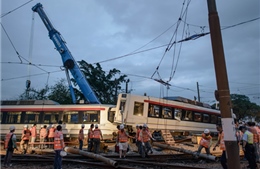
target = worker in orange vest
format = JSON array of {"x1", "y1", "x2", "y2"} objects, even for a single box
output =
[
  {"x1": 40, "y1": 125, "x2": 47, "y2": 149},
  {"x1": 78, "y1": 124, "x2": 85, "y2": 150},
  {"x1": 3, "y1": 126, "x2": 18, "y2": 167},
  {"x1": 92, "y1": 124, "x2": 103, "y2": 154},
  {"x1": 139, "y1": 123, "x2": 155, "y2": 158},
  {"x1": 54, "y1": 125, "x2": 65, "y2": 169},
  {"x1": 48, "y1": 124, "x2": 56, "y2": 149},
  {"x1": 135, "y1": 124, "x2": 142, "y2": 154},
  {"x1": 213, "y1": 124, "x2": 227, "y2": 169},
  {"x1": 117, "y1": 124, "x2": 134, "y2": 159},
  {"x1": 196, "y1": 129, "x2": 212, "y2": 157},
  {"x1": 20, "y1": 125, "x2": 31, "y2": 154},
  {"x1": 87, "y1": 124, "x2": 94, "y2": 152},
  {"x1": 30, "y1": 124, "x2": 37, "y2": 148}
]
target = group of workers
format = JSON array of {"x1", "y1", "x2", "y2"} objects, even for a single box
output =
[
  {"x1": 116, "y1": 123, "x2": 156, "y2": 159},
  {"x1": 3, "y1": 124, "x2": 65, "y2": 169},
  {"x1": 197, "y1": 122, "x2": 260, "y2": 169},
  {"x1": 78, "y1": 123, "x2": 103, "y2": 154}
]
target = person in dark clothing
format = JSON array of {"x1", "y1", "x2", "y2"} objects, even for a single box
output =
[{"x1": 3, "y1": 126, "x2": 18, "y2": 167}]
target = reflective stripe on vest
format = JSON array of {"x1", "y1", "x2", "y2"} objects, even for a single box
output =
[
  {"x1": 23, "y1": 129, "x2": 31, "y2": 140},
  {"x1": 93, "y1": 129, "x2": 101, "y2": 139},
  {"x1": 4, "y1": 133, "x2": 13, "y2": 149},
  {"x1": 48, "y1": 127, "x2": 55, "y2": 138},
  {"x1": 54, "y1": 131, "x2": 63, "y2": 150},
  {"x1": 118, "y1": 131, "x2": 128, "y2": 143}
]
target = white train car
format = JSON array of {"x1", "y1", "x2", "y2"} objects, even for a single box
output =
[
  {"x1": 0, "y1": 100, "x2": 117, "y2": 141},
  {"x1": 113, "y1": 93, "x2": 221, "y2": 136}
]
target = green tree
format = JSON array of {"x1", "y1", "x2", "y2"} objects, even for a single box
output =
[
  {"x1": 48, "y1": 78, "x2": 72, "y2": 104},
  {"x1": 74, "y1": 60, "x2": 127, "y2": 104},
  {"x1": 231, "y1": 94, "x2": 260, "y2": 121}
]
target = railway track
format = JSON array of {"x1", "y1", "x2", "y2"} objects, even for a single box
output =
[{"x1": 1, "y1": 152, "x2": 218, "y2": 169}]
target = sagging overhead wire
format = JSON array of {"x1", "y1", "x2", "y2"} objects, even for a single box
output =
[{"x1": 1, "y1": 0, "x2": 34, "y2": 18}]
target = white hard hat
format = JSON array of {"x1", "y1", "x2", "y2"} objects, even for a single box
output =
[
  {"x1": 60, "y1": 151, "x2": 67, "y2": 157},
  {"x1": 204, "y1": 129, "x2": 210, "y2": 134},
  {"x1": 120, "y1": 124, "x2": 124, "y2": 130},
  {"x1": 41, "y1": 125, "x2": 44, "y2": 128},
  {"x1": 9, "y1": 126, "x2": 15, "y2": 131},
  {"x1": 81, "y1": 124, "x2": 85, "y2": 128},
  {"x1": 52, "y1": 124, "x2": 55, "y2": 127},
  {"x1": 143, "y1": 123, "x2": 148, "y2": 128},
  {"x1": 95, "y1": 124, "x2": 98, "y2": 128},
  {"x1": 24, "y1": 125, "x2": 28, "y2": 128},
  {"x1": 136, "y1": 124, "x2": 139, "y2": 127}
]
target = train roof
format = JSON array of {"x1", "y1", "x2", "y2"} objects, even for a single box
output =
[
  {"x1": 1, "y1": 100, "x2": 60, "y2": 105},
  {"x1": 163, "y1": 96, "x2": 212, "y2": 108}
]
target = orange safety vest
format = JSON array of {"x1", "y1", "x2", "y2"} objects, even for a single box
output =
[
  {"x1": 78, "y1": 128, "x2": 84, "y2": 140},
  {"x1": 30, "y1": 126, "x2": 37, "y2": 137},
  {"x1": 93, "y1": 129, "x2": 101, "y2": 139},
  {"x1": 136, "y1": 129, "x2": 141, "y2": 141},
  {"x1": 48, "y1": 127, "x2": 55, "y2": 138},
  {"x1": 88, "y1": 128, "x2": 94, "y2": 139},
  {"x1": 118, "y1": 131, "x2": 128, "y2": 143},
  {"x1": 249, "y1": 127, "x2": 260, "y2": 143},
  {"x1": 40, "y1": 128, "x2": 47, "y2": 138},
  {"x1": 219, "y1": 131, "x2": 225, "y2": 151},
  {"x1": 22, "y1": 129, "x2": 31, "y2": 141},
  {"x1": 54, "y1": 131, "x2": 64, "y2": 150},
  {"x1": 4, "y1": 132, "x2": 13, "y2": 149},
  {"x1": 141, "y1": 130, "x2": 150, "y2": 142},
  {"x1": 199, "y1": 133, "x2": 212, "y2": 148}
]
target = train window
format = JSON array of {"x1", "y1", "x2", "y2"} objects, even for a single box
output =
[
  {"x1": 133, "y1": 102, "x2": 144, "y2": 116},
  {"x1": 108, "y1": 109, "x2": 115, "y2": 123},
  {"x1": 6, "y1": 112, "x2": 21, "y2": 123},
  {"x1": 174, "y1": 108, "x2": 182, "y2": 120},
  {"x1": 43, "y1": 112, "x2": 59, "y2": 124},
  {"x1": 202, "y1": 114, "x2": 210, "y2": 123},
  {"x1": 24, "y1": 112, "x2": 40, "y2": 124},
  {"x1": 162, "y1": 107, "x2": 173, "y2": 119},
  {"x1": 148, "y1": 104, "x2": 160, "y2": 118},
  {"x1": 82, "y1": 111, "x2": 100, "y2": 123},
  {"x1": 63, "y1": 111, "x2": 78, "y2": 124},
  {"x1": 211, "y1": 115, "x2": 217, "y2": 124},
  {"x1": 194, "y1": 113, "x2": 202, "y2": 122},
  {"x1": 183, "y1": 110, "x2": 193, "y2": 121}
]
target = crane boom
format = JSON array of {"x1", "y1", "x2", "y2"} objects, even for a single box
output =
[{"x1": 32, "y1": 3, "x2": 100, "y2": 104}]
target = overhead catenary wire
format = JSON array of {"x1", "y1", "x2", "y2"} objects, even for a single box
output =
[{"x1": 0, "y1": 0, "x2": 34, "y2": 18}]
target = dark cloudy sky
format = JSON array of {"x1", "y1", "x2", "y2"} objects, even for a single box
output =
[{"x1": 1, "y1": 0, "x2": 259, "y2": 105}]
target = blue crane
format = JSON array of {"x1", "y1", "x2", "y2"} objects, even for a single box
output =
[{"x1": 32, "y1": 3, "x2": 100, "y2": 104}]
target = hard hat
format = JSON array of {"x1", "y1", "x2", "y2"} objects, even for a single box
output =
[
  {"x1": 81, "y1": 124, "x2": 85, "y2": 128},
  {"x1": 136, "y1": 124, "x2": 139, "y2": 127},
  {"x1": 41, "y1": 125, "x2": 44, "y2": 128},
  {"x1": 9, "y1": 126, "x2": 15, "y2": 131},
  {"x1": 60, "y1": 151, "x2": 67, "y2": 157},
  {"x1": 51, "y1": 124, "x2": 55, "y2": 127},
  {"x1": 143, "y1": 123, "x2": 148, "y2": 128},
  {"x1": 95, "y1": 124, "x2": 98, "y2": 128},
  {"x1": 120, "y1": 124, "x2": 124, "y2": 130},
  {"x1": 24, "y1": 125, "x2": 28, "y2": 128},
  {"x1": 204, "y1": 129, "x2": 210, "y2": 134}
]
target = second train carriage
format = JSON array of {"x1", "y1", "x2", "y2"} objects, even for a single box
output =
[
  {"x1": 113, "y1": 93, "x2": 222, "y2": 138},
  {"x1": 0, "y1": 100, "x2": 117, "y2": 141}
]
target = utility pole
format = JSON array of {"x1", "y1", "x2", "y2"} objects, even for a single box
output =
[
  {"x1": 126, "y1": 79, "x2": 130, "y2": 93},
  {"x1": 196, "y1": 82, "x2": 200, "y2": 102},
  {"x1": 207, "y1": 1, "x2": 241, "y2": 169}
]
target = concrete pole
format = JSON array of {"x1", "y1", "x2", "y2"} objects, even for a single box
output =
[{"x1": 207, "y1": 0, "x2": 241, "y2": 169}]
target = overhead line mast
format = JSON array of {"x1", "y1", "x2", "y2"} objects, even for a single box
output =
[
  {"x1": 32, "y1": 3, "x2": 100, "y2": 104},
  {"x1": 207, "y1": 0, "x2": 240, "y2": 169}
]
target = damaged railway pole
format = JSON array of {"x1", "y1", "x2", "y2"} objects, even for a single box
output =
[
  {"x1": 64, "y1": 147, "x2": 118, "y2": 168},
  {"x1": 207, "y1": 0, "x2": 241, "y2": 169},
  {"x1": 152, "y1": 142, "x2": 217, "y2": 161}
]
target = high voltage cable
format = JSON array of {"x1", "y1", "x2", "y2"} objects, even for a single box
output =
[{"x1": 1, "y1": 0, "x2": 34, "y2": 18}]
